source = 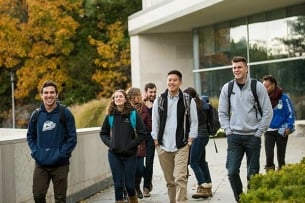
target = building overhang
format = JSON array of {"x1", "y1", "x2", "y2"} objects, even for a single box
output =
[{"x1": 128, "y1": 0, "x2": 305, "y2": 35}]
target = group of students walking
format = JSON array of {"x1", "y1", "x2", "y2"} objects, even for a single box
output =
[{"x1": 26, "y1": 55, "x2": 295, "y2": 203}]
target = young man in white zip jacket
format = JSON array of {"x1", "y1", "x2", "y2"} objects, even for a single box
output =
[{"x1": 218, "y1": 56, "x2": 273, "y2": 202}]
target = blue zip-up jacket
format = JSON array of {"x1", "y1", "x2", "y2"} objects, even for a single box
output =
[
  {"x1": 269, "y1": 94, "x2": 295, "y2": 131},
  {"x1": 27, "y1": 102, "x2": 77, "y2": 166}
]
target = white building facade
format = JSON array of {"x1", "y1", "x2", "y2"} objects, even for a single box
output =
[{"x1": 128, "y1": 0, "x2": 305, "y2": 119}]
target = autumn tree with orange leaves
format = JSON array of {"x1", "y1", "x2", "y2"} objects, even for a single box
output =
[
  {"x1": 0, "y1": 0, "x2": 141, "y2": 127},
  {"x1": 89, "y1": 21, "x2": 131, "y2": 97},
  {"x1": 15, "y1": 0, "x2": 82, "y2": 100}
]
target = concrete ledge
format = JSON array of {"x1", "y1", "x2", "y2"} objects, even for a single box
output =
[
  {"x1": 0, "y1": 127, "x2": 112, "y2": 203},
  {"x1": 295, "y1": 120, "x2": 305, "y2": 137}
]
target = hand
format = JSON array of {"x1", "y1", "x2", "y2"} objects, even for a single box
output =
[
  {"x1": 154, "y1": 140, "x2": 159, "y2": 146},
  {"x1": 284, "y1": 128, "x2": 291, "y2": 137}
]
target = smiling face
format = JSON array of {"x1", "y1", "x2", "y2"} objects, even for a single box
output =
[
  {"x1": 167, "y1": 73, "x2": 182, "y2": 96},
  {"x1": 145, "y1": 87, "x2": 157, "y2": 102},
  {"x1": 232, "y1": 60, "x2": 248, "y2": 84},
  {"x1": 41, "y1": 86, "x2": 58, "y2": 111},
  {"x1": 113, "y1": 91, "x2": 127, "y2": 109}
]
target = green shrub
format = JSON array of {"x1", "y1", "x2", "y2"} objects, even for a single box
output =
[
  {"x1": 70, "y1": 99, "x2": 109, "y2": 128},
  {"x1": 240, "y1": 158, "x2": 305, "y2": 203}
]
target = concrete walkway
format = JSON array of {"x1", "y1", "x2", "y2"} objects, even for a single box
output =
[{"x1": 85, "y1": 134, "x2": 305, "y2": 203}]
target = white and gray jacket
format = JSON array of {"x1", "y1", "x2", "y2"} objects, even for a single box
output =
[{"x1": 218, "y1": 78, "x2": 273, "y2": 137}]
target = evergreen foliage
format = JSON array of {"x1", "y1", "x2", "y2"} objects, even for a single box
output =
[{"x1": 240, "y1": 158, "x2": 305, "y2": 203}]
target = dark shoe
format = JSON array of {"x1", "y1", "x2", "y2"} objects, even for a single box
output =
[
  {"x1": 136, "y1": 187, "x2": 143, "y2": 199},
  {"x1": 143, "y1": 188, "x2": 151, "y2": 197}
]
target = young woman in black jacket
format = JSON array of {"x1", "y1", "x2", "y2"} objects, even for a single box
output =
[{"x1": 100, "y1": 89, "x2": 147, "y2": 203}]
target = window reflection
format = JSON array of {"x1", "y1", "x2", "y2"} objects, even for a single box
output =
[{"x1": 197, "y1": 3, "x2": 305, "y2": 119}]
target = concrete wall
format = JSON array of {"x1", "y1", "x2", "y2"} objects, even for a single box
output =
[
  {"x1": 130, "y1": 32, "x2": 195, "y2": 93},
  {"x1": 0, "y1": 128, "x2": 112, "y2": 203}
]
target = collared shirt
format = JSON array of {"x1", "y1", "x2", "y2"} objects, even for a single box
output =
[{"x1": 151, "y1": 93, "x2": 198, "y2": 152}]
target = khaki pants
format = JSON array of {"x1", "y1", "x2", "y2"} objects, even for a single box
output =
[
  {"x1": 157, "y1": 144, "x2": 190, "y2": 203},
  {"x1": 33, "y1": 164, "x2": 69, "y2": 203}
]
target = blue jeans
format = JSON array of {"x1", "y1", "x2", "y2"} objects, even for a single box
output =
[
  {"x1": 108, "y1": 151, "x2": 137, "y2": 201},
  {"x1": 189, "y1": 135, "x2": 211, "y2": 185},
  {"x1": 226, "y1": 134, "x2": 261, "y2": 201},
  {"x1": 143, "y1": 134, "x2": 155, "y2": 190}
]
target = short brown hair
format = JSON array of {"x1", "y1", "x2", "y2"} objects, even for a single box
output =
[
  {"x1": 40, "y1": 80, "x2": 58, "y2": 94},
  {"x1": 144, "y1": 83, "x2": 156, "y2": 92},
  {"x1": 232, "y1": 56, "x2": 247, "y2": 64}
]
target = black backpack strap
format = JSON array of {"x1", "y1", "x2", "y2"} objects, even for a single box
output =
[
  {"x1": 227, "y1": 80, "x2": 234, "y2": 115},
  {"x1": 58, "y1": 104, "x2": 68, "y2": 138},
  {"x1": 59, "y1": 104, "x2": 66, "y2": 124},
  {"x1": 30, "y1": 108, "x2": 41, "y2": 138},
  {"x1": 31, "y1": 108, "x2": 41, "y2": 124},
  {"x1": 251, "y1": 79, "x2": 262, "y2": 117}
]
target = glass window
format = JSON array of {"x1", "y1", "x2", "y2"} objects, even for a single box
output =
[
  {"x1": 250, "y1": 59, "x2": 305, "y2": 119},
  {"x1": 196, "y1": 3, "x2": 305, "y2": 119},
  {"x1": 199, "y1": 18, "x2": 247, "y2": 68}
]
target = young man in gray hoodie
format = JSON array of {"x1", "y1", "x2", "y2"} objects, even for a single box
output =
[{"x1": 218, "y1": 56, "x2": 273, "y2": 202}]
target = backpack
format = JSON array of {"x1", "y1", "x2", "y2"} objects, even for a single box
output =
[
  {"x1": 228, "y1": 79, "x2": 262, "y2": 117},
  {"x1": 108, "y1": 110, "x2": 137, "y2": 136},
  {"x1": 201, "y1": 96, "x2": 221, "y2": 136},
  {"x1": 30, "y1": 104, "x2": 67, "y2": 137}
]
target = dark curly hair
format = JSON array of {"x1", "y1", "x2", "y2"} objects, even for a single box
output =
[{"x1": 183, "y1": 87, "x2": 203, "y2": 112}]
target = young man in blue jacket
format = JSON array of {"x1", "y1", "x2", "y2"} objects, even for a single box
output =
[
  {"x1": 262, "y1": 75, "x2": 295, "y2": 171},
  {"x1": 218, "y1": 56, "x2": 273, "y2": 202},
  {"x1": 27, "y1": 80, "x2": 77, "y2": 203}
]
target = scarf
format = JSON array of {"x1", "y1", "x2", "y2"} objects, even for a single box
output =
[{"x1": 269, "y1": 86, "x2": 283, "y2": 108}]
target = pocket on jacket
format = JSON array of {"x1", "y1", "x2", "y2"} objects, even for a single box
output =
[{"x1": 35, "y1": 148, "x2": 62, "y2": 166}]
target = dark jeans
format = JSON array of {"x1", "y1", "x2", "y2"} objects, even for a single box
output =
[
  {"x1": 265, "y1": 130, "x2": 288, "y2": 169},
  {"x1": 226, "y1": 134, "x2": 261, "y2": 202},
  {"x1": 136, "y1": 157, "x2": 145, "y2": 179},
  {"x1": 143, "y1": 135, "x2": 155, "y2": 190},
  {"x1": 33, "y1": 164, "x2": 69, "y2": 203},
  {"x1": 108, "y1": 151, "x2": 137, "y2": 201},
  {"x1": 189, "y1": 135, "x2": 211, "y2": 185}
]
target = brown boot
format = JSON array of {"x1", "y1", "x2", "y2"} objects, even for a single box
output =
[
  {"x1": 203, "y1": 183, "x2": 213, "y2": 197},
  {"x1": 192, "y1": 185, "x2": 209, "y2": 199},
  {"x1": 128, "y1": 196, "x2": 138, "y2": 203}
]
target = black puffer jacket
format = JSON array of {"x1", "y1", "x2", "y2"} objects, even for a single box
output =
[{"x1": 100, "y1": 111, "x2": 147, "y2": 157}]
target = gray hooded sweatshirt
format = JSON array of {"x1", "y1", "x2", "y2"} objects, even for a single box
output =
[{"x1": 218, "y1": 77, "x2": 273, "y2": 137}]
